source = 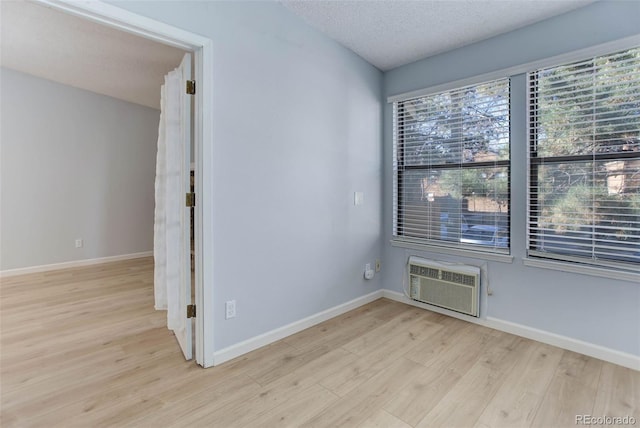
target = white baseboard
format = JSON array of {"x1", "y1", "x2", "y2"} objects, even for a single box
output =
[
  {"x1": 212, "y1": 287, "x2": 639, "y2": 370},
  {"x1": 0, "y1": 251, "x2": 153, "y2": 278},
  {"x1": 212, "y1": 290, "x2": 384, "y2": 366},
  {"x1": 382, "y1": 290, "x2": 640, "y2": 371},
  {"x1": 484, "y1": 316, "x2": 640, "y2": 371}
]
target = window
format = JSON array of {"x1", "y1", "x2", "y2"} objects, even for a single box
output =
[
  {"x1": 528, "y1": 47, "x2": 640, "y2": 269},
  {"x1": 393, "y1": 78, "x2": 510, "y2": 253}
]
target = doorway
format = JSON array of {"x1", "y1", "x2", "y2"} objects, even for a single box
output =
[{"x1": 15, "y1": 0, "x2": 213, "y2": 367}]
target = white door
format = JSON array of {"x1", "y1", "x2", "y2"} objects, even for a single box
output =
[{"x1": 174, "y1": 52, "x2": 193, "y2": 360}]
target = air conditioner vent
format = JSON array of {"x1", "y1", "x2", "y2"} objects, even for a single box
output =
[
  {"x1": 441, "y1": 271, "x2": 476, "y2": 287},
  {"x1": 408, "y1": 256, "x2": 480, "y2": 317},
  {"x1": 409, "y1": 264, "x2": 439, "y2": 279}
]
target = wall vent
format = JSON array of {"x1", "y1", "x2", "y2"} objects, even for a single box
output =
[{"x1": 408, "y1": 256, "x2": 480, "y2": 317}]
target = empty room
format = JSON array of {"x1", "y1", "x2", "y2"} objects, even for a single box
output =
[{"x1": 1, "y1": 0, "x2": 638, "y2": 427}]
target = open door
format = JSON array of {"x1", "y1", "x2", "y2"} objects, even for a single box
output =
[
  {"x1": 174, "y1": 52, "x2": 193, "y2": 360},
  {"x1": 153, "y1": 52, "x2": 193, "y2": 360},
  {"x1": 153, "y1": 54, "x2": 195, "y2": 360}
]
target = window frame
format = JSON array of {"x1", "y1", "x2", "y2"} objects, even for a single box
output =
[
  {"x1": 526, "y1": 47, "x2": 640, "y2": 273},
  {"x1": 392, "y1": 78, "x2": 512, "y2": 257},
  {"x1": 388, "y1": 35, "x2": 640, "y2": 275}
]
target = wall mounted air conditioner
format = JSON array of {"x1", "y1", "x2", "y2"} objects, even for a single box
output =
[{"x1": 408, "y1": 256, "x2": 480, "y2": 317}]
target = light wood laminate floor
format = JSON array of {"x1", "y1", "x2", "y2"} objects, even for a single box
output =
[{"x1": 1, "y1": 257, "x2": 638, "y2": 427}]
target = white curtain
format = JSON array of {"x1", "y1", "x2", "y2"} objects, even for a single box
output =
[{"x1": 154, "y1": 68, "x2": 183, "y2": 331}]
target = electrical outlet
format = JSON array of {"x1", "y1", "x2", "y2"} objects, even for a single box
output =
[
  {"x1": 365, "y1": 263, "x2": 371, "y2": 272},
  {"x1": 375, "y1": 259, "x2": 381, "y2": 272},
  {"x1": 225, "y1": 300, "x2": 236, "y2": 319},
  {"x1": 75, "y1": 239, "x2": 83, "y2": 248}
]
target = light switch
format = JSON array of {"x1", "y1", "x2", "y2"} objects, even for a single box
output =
[{"x1": 354, "y1": 191, "x2": 364, "y2": 206}]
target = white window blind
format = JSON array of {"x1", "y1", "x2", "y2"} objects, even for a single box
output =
[
  {"x1": 393, "y1": 78, "x2": 510, "y2": 253},
  {"x1": 528, "y1": 47, "x2": 640, "y2": 270}
]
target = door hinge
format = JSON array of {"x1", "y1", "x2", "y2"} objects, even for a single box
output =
[
  {"x1": 186, "y1": 80, "x2": 196, "y2": 95},
  {"x1": 187, "y1": 304, "x2": 196, "y2": 318},
  {"x1": 186, "y1": 192, "x2": 196, "y2": 207}
]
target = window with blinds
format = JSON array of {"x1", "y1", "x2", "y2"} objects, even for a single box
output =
[
  {"x1": 393, "y1": 78, "x2": 510, "y2": 253},
  {"x1": 528, "y1": 47, "x2": 640, "y2": 270}
]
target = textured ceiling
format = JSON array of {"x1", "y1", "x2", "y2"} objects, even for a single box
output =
[
  {"x1": 281, "y1": 0, "x2": 595, "y2": 71},
  {"x1": 1, "y1": 1, "x2": 596, "y2": 108},
  {"x1": 0, "y1": 1, "x2": 186, "y2": 110}
]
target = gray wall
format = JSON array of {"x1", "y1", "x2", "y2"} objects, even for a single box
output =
[
  {"x1": 383, "y1": 1, "x2": 640, "y2": 357},
  {"x1": 0, "y1": 68, "x2": 160, "y2": 270},
  {"x1": 108, "y1": 1, "x2": 384, "y2": 350}
]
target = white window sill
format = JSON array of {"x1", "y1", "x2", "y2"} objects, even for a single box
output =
[
  {"x1": 390, "y1": 239, "x2": 514, "y2": 263},
  {"x1": 522, "y1": 257, "x2": 640, "y2": 282}
]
